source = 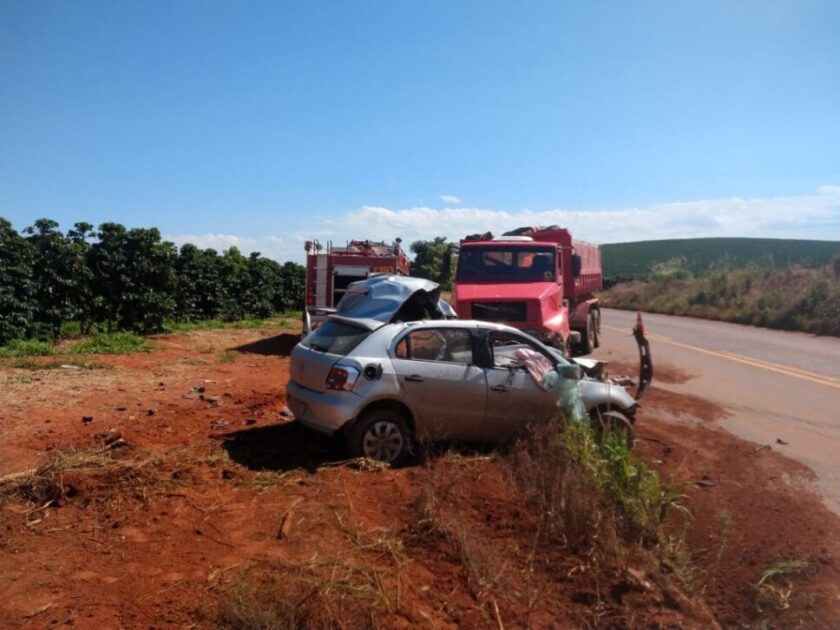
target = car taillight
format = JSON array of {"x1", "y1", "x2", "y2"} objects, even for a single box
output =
[{"x1": 326, "y1": 365, "x2": 360, "y2": 391}]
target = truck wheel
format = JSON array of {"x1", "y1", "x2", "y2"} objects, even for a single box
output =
[
  {"x1": 592, "y1": 309, "x2": 601, "y2": 348},
  {"x1": 578, "y1": 312, "x2": 596, "y2": 355},
  {"x1": 347, "y1": 408, "x2": 412, "y2": 464}
]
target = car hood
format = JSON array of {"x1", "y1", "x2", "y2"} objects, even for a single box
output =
[{"x1": 334, "y1": 275, "x2": 449, "y2": 325}]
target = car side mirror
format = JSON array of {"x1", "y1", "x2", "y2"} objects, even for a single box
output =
[{"x1": 571, "y1": 254, "x2": 582, "y2": 278}]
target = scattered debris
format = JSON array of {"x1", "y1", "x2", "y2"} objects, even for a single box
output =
[
  {"x1": 276, "y1": 498, "x2": 304, "y2": 539},
  {"x1": 81, "y1": 416, "x2": 93, "y2": 425},
  {"x1": 279, "y1": 407, "x2": 293, "y2": 419},
  {"x1": 94, "y1": 429, "x2": 123, "y2": 445},
  {"x1": 192, "y1": 386, "x2": 205, "y2": 394},
  {"x1": 626, "y1": 567, "x2": 653, "y2": 591},
  {"x1": 221, "y1": 469, "x2": 236, "y2": 480},
  {"x1": 59, "y1": 364, "x2": 80, "y2": 370},
  {"x1": 116, "y1": 406, "x2": 127, "y2": 411},
  {"x1": 695, "y1": 475, "x2": 715, "y2": 488},
  {"x1": 210, "y1": 420, "x2": 229, "y2": 429},
  {"x1": 776, "y1": 438, "x2": 789, "y2": 445},
  {"x1": 244, "y1": 418, "x2": 256, "y2": 426},
  {"x1": 146, "y1": 408, "x2": 157, "y2": 416}
]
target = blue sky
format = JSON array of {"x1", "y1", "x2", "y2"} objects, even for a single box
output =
[{"x1": 1, "y1": 0, "x2": 838, "y2": 261}]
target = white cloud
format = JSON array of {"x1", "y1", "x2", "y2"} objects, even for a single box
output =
[
  {"x1": 336, "y1": 187, "x2": 840, "y2": 245},
  {"x1": 164, "y1": 232, "x2": 310, "y2": 263},
  {"x1": 439, "y1": 195, "x2": 462, "y2": 205},
  {"x1": 162, "y1": 186, "x2": 839, "y2": 265},
  {"x1": 164, "y1": 233, "x2": 257, "y2": 250}
]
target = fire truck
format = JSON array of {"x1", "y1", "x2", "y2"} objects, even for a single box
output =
[
  {"x1": 303, "y1": 238, "x2": 411, "y2": 334},
  {"x1": 450, "y1": 226, "x2": 602, "y2": 355}
]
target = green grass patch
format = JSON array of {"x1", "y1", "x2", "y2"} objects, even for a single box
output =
[
  {"x1": 164, "y1": 314, "x2": 300, "y2": 333},
  {"x1": 70, "y1": 332, "x2": 151, "y2": 355},
  {"x1": 602, "y1": 237, "x2": 840, "y2": 281},
  {"x1": 0, "y1": 339, "x2": 56, "y2": 358}
]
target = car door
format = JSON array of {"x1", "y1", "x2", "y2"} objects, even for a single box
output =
[
  {"x1": 480, "y1": 329, "x2": 560, "y2": 441},
  {"x1": 390, "y1": 326, "x2": 487, "y2": 441}
]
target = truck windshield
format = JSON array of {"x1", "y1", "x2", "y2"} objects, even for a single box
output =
[{"x1": 456, "y1": 246, "x2": 556, "y2": 283}]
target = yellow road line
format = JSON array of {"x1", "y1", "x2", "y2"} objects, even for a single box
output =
[
  {"x1": 602, "y1": 324, "x2": 840, "y2": 389},
  {"x1": 717, "y1": 350, "x2": 840, "y2": 384}
]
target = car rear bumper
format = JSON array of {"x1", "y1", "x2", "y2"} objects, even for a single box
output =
[{"x1": 286, "y1": 381, "x2": 360, "y2": 436}]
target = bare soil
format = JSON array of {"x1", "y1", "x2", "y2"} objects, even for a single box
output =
[{"x1": 1, "y1": 326, "x2": 839, "y2": 628}]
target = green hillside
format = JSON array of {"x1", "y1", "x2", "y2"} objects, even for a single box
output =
[{"x1": 601, "y1": 237, "x2": 840, "y2": 280}]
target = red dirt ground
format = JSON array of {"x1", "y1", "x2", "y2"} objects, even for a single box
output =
[{"x1": 1, "y1": 325, "x2": 839, "y2": 628}]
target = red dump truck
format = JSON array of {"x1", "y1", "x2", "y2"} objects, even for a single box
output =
[
  {"x1": 303, "y1": 238, "x2": 411, "y2": 334},
  {"x1": 450, "y1": 226, "x2": 602, "y2": 355}
]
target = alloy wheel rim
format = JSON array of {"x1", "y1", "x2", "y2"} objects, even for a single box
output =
[{"x1": 362, "y1": 421, "x2": 404, "y2": 462}]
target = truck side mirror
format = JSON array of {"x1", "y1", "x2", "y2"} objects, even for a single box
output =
[{"x1": 571, "y1": 254, "x2": 582, "y2": 278}]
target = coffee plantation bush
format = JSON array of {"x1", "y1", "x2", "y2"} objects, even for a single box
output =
[{"x1": 0, "y1": 217, "x2": 305, "y2": 344}]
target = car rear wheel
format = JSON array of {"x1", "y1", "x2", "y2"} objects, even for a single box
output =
[
  {"x1": 347, "y1": 408, "x2": 412, "y2": 464},
  {"x1": 589, "y1": 409, "x2": 635, "y2": 447}
]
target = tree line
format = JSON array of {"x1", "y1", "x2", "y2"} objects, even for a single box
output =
[{"x1": 0, "y1": 217, "x2": 304, "y2": 345}]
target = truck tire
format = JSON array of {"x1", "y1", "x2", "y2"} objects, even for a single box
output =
[
  {"x1": 592, "y1": 309, "x2": 601, "y2": 348},
  {"x1": 578, "y1": 312, "x2": 596, "y2": 355}
]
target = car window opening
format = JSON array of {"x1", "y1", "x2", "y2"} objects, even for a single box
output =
[
  {"x1": 395, "y1": 328, "x2": 473, "y2": 364},
  {"x1": 302, "y1": 320, "x2": 370, "y2": 356}
]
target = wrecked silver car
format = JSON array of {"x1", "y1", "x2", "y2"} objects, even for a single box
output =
[{"x1": 287, "y1": 275, "x2": 651, "y2": 463}]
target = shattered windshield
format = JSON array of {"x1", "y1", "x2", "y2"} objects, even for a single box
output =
[{"x1": 456, "y1": 245, "x2": 556, "y2": 283}]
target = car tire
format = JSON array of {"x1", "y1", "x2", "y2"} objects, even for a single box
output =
[
  {"x1": 589, "y1": 409, "x2": 635, "y2": 447},
  {"x1": 347, "y1": 408, "x2": 412, "y2": 464}
]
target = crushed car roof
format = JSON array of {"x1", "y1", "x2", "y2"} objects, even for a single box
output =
[{"x1": 333, "y1": 275, "x2": 444, "y2": 324}]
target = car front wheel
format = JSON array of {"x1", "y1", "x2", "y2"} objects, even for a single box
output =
[
  {"x1": 347, "y1": 409, "x2": 412, "y2": 464},
  {"x1": 589, "y1": 409, "x2": 635, "y2": 447}
]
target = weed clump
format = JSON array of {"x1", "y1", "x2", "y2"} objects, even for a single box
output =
[{"x1": 509, "y1": 417, "x2": 686, "y2": 553}]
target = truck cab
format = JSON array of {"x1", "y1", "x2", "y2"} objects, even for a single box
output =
[{"x1": 450, "y1": 226, "x2": 602, "y2": 355}]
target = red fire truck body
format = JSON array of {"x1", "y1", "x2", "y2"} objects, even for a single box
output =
[
  {"x1": 451, "y1": 226, "x2": 602, "y2": 355},
  {"x1": 303, "y1": 239, "x2": 410, "y2": 334}
]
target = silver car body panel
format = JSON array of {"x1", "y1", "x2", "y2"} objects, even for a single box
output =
[{"x1": 288, "y1": 318, "x2": 638, "y2": 440}]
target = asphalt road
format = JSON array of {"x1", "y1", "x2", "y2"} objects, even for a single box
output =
[{"x1": 598, "y1": 308, "x2": 840, "y2": 513}]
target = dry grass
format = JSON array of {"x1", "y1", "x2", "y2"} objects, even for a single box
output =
[
  {"x1": 601, "y1": 260, "x2": 840, "y2": 337},
  {"x1": 0, "y1": 448, "x2": 173, "y2": 508},
  {"x1": 217, "y1": 558, "x2": 399, "y2": 629},
  {"x1": 752, "y1": 559, "x2": 813, "y2": 613}
]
